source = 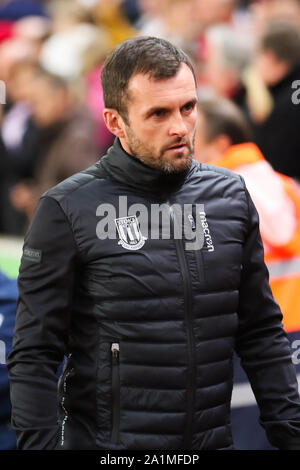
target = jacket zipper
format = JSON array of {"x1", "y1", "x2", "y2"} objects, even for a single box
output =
[
  {"x1": 169, "y1": 202, "x2": 196, "y2": 449},
  {"x1": 111, "y1": 342, "x2": 120, "y2": 444}
]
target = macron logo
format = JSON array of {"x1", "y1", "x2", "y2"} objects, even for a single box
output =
[{"x1": 199, "y1": 211, "x2": 215, "y2": 252}]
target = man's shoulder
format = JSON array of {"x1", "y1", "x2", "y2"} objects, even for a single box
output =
[
  {"x1": 193, "y1": 160, "x2": 244, "y2": 183},
  {"x1": 43, "y1": 162, "x2": 106, "y2": 204}
]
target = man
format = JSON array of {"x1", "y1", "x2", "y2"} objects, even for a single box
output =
[
  {"x1": 7, "y1": 36, "x2": 300, "y2": 451},
  {"x1": 194, "y1": 95, "x2": 300, "y2": 448}
]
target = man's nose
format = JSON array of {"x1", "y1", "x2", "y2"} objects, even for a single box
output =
[{"x1": 168, "y1": 113, "x2": 188, "y2": 138}]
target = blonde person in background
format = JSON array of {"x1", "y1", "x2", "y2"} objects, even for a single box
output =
[{"x1": 246, "y1": 21, "x2": 300, "y2": 181}]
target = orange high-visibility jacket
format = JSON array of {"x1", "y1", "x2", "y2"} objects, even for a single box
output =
[{"x1": 210, "y1": 143, "x2": 300, "y2": 333}]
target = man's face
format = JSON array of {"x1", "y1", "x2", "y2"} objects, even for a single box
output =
[
  {"x1": 255, "y1": 50, "x2": 290, "y2": 87},
  {"x1": 8, "y1": 65, "x2": 36, "y2": 103},
  {"x1": 120, "y1": 63, "x2": 198, "y2": 174},
  {"x1": 29, "y1": 77, "x2": 69, "y2": 128},
  {"x1": 203, "y1": 42, "x2": 239, "y2": 98}
]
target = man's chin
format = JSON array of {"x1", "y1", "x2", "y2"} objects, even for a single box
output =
[
  {"x1": 131, "y1": 146, "x2": 193, "y2": 174},
  {"x1": 161, "y1": 152, "x2": 193, "y2": 174}
]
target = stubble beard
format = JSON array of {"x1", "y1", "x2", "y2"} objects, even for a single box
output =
[{"x1": 125, "y1": 126, "x2": 195, "y2": 175}]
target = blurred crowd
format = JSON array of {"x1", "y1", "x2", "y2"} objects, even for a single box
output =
[{"x1": 0, "y1": 0, "x2": 300, "y2": 235}]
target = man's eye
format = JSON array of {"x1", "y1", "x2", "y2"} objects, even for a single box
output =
[
  {"x1": 153, "y1": 110, "x2": 165, "y2": 117},
  {"x1": 183, "y1": 103, "x2": 195, "y2": 112}
]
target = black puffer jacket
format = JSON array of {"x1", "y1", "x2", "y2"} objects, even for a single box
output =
[{"x1": 7, "y1": 139, "x2": 300, "y2": 450}]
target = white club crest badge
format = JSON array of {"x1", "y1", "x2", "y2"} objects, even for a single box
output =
[{"x1": 115, "y1": 216, "x2": 147, "y2": 251}]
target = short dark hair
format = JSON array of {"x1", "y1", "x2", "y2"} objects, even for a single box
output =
[
  {"x1": 198, "y1": 96, "x2": 252, "y2": 145},
  {"x1": 260, "y1": 21, "x2": 300, "y2": 66},
  {"x1": 101, "y1": 36, "x2": 196, "y2": 122}
]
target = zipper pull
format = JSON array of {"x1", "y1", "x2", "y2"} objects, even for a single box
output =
[
  {"x1": 111, "y1": 343, "x2": 120, "y2": 361},
  {"x1": 188, "y1": 214, "x2": 196, "y2": 231}
]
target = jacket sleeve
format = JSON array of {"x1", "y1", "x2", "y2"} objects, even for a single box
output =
[
  {"x1": 7, "y1": 196, "x2": 79, "y2": 450},
  {"x1": 235, "y1": 182, "x2": 300, "y2": 450}
]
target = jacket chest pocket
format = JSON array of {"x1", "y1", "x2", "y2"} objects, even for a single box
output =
[{"x1": 201, "y1": 244, "x2": 243, "y2": 292}]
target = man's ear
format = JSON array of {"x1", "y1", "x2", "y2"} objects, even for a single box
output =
[{"x1": 103, "y1": 109, "x2": 126, "y2": 139}]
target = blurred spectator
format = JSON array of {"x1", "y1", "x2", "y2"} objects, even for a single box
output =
[
  {"x1": 40, "y1": 2, "x2": 103, "y2": 80},
  {"x1": 191, "y1": 0, "x2": 253, "y2": 83},
  {"x1": 136, "y1": 0, "x2": 195, "y2": 48},
  {"x1": 10, "y1": 68, "x2": 99, "y2": 226},
  {"x1": 82, "y1": 33, "x2": 115, "y2": 154},
  {"x1": 195, "y1": 95, "x2": 300, "y2": 449},
  {"x1": 200, "y1": 25, "x2": 254, "y2": 107},
  {"x1": 2, "y1": 60, "x2": 38, "y2": 175},
  {"x1": 251, "y1": 0, "x2": 300, "y2": 33},
  {"x1": 135, "y1": 0, "x2": 167, "y2": 36},
  {"x1": 13, "y1": 15, "x2": 51, "y2": 40},
  {"x1": 38, "y1": 2, "x2": 115, "y2": 154},
  {"x1": 13, "y1": 15, "x2": 51, "y2": 57},
  {"x1": 249, "y1": 21, "x2": 300, "y2": 180},
  {"x1": 191, "y1": 0, "x2": 239, "y2": 29},
  {"x1": 0, "y1": 36, "x2": 38, "y2": 82},
  {"x1": 40, "y1": 23, "x2": 100, "y2": 80},
  {"x1": 0, "y1": 269, "x2": 17, "y2": 450},
  {"x1": 1, "y1": 60, "x2": 40, "y2": 235}
]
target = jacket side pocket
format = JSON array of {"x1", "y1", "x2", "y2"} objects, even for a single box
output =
[{"x1": 111, "y1": 342, "x2": 120, "y2": 444}]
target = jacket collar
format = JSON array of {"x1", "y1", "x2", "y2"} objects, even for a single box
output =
[{"x1": 98, "y1": 138, "x2": 195, "y2": 197}]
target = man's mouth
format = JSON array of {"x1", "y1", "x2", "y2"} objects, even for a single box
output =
[{"x1": 167, "y1": 142, "x2": 187, "y2": 151}]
